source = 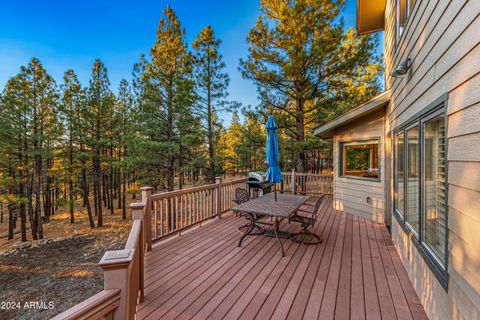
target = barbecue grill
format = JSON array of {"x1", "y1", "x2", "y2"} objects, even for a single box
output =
[{"x1": 247, "y1": 172, "x2": 273, "y2": 197}]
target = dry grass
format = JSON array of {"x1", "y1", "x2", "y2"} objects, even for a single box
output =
[
  {"x1": 0, "y1": 175, "x2": 249, "y2": 319},
  {"x1": 0, "y1": 202, "x2": 133, "y2": 320},
  {"x1": 0, "y1": 199, "x2": 134, "y2": 252}
]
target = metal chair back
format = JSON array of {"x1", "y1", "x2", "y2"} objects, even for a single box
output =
[
  {"x1": 310, "y1": 195, "x2": 324, "y2": 223},
  {"x1": 234, "y1": 188, "x2": 250, "y2": 205}
]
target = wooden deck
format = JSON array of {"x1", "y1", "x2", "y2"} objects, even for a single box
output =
[{"x1": 137, "y1": 197, "x2": 428, "y2": 320}]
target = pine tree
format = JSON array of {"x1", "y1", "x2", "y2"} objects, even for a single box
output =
[
  {"x1": 24, "y1": 59, "x2": 58, "y2": 239},
  {"x1": 59, "y1": 70, "x2": 82, "y2": 224},
  {"x1": 221, "y1": 112, "x2": 243, "y2": 175},
  {"x1": 240, "y1": 0, "x2": 382, "y2": 172},
  {"x1": 86, "y1": 59, "x2": 113, "y2": 227},
  {"x1": 140, "y1": 5, "x2": 194, "y2": 191},
  {"x1": 0, "y1": 58, "x2": 60, "y2": 240},
  {"x1": 192, "y1": 25, "x2": 229, "y2": 183},
  {"x1": 238, "y1": 112, "x2": 265, "y2": 171},
  {"x1": 0, "y1": 75, "x2": 28, "y2": 241},
  {"x1": 115, "y1": 79, "x2": 133, "y2": 219}
]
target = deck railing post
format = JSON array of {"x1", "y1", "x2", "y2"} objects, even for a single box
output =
[
  {"x1": 141, "y1": 187, "x2": 153, "y2": 251},
  {"x1": 99, "y1": 249, "x2": 133, "y2": 320},
  {"x1": 215, "y1": 177, "x2": 222, "y2": 218},
  {"x1": 291, "y1": 169, "x2": 296, "y2": 195},
  {"x1": 130, "y1": 203, "x2": 145, "y2": 303}
]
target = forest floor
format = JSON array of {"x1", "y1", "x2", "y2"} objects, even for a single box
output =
[
  {"x1": 0, "y1": 206, "x2": 132, "y2": 320},
  {"x1": 0, "y1": 174, "x2": 249, "y2": 319}
]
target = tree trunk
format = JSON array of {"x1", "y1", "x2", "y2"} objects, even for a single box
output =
[
  {"x1": 7, "y1": 203, "x2": 14, "y2": 240},
  {"x1": 93, "y1": 152, "x2": 103, "y2": 227},
  {"x1": 121, "y1": 144, "x2": 127, "y2": 219},
  {"x1": 81, "y1": 164, "x2": 95, "y2": 229},
  {"x1": 207, "y1": 74, "x2": 216, "y2": 183},
  {"x1": 109, "y1": 146, "x2": 114, "y2": 215},
  {"x1": 122, "y1": 171, "x2": 127, "y2": 220},
  {"x1": 7, "y1": 166, "x2": 14, "y2": 239},
  {"x1": 117, "y1": 164, "x2": 122, "y2": 210},
  {"x1": 43, "y1": 156, "x2": 52, "y2": 222},
  {"x1": 34, "y1": 152, "x2": 43, "y2": 239},
  {"x1": 69, "y1": 132, "x2": 74, "y2": 223},
  {"x1": 80, "y1": 137, "x2": 94, "y2": 227},
  {"x1": 19, "y1": 193, "x2": 27, "y2": 242},
  {"x1": 295, "y1": 98, "x2": 306, "y2": 173},
  {"x1": 167, "y1": 80, "x2": 175, "y2": 192},
  {"x1": 102, "y1": 170, "x2": 108, "y2": 208},
  {"x1": 18, "y1": 144, "x2": 27, "y2": 241},
  {"x1": 27, "y1": 178, "x2": 36, "y2": 240}
]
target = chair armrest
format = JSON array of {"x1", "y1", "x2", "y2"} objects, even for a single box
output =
[
  {"x1": 297, "y1": 208, "x2": 313, "y2": 214},
  {"x1": 303, "y1": 202, "x2": 316, "y2": 207}
]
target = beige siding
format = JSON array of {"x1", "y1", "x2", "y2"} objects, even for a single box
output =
[
  {"x1": 332, "y1": 113, "x2": 386, "y2": 223},
  {"x1": 384, "y1": 0, "x2": 480, "y2": 318}
]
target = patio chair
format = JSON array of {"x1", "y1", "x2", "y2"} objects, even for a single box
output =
[
  {"x1": 233, "y1": 187, "x2": 269, "y2": 234},
  {"x1": 233, "y1": 187, "x2": 250, "y2": 206},
  {"x1": 289, "y1": 195, "x2": 324, "y2": 245}
]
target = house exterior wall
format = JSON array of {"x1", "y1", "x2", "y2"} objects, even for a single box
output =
[
  {"x1": 332, "y1": 111, "x2": 386, "y2": 223},
  {"x1": 383, "y1": 0, "x2": 480, "y2": 319}
]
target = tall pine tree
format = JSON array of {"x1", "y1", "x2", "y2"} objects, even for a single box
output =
[
  {"x1": 240, "y1": 0, "x2": 382, "y2": 172},
  {"x1": 192, "y1": 25, "x2": 229, "y2": 183},
  {"x1": 86, "y1": 59, "x2": 113, "y2": 227},
  {"x1": 139, "y1": 5, "x2": 195, "y2": 191}
]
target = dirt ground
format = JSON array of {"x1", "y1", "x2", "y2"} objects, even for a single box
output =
[
  {"x1": 0, "y1": 209, "x2": 132, "y2": 320},
  {"x1": 0, "y1": 176, "x2": 247, "y2": 320}
]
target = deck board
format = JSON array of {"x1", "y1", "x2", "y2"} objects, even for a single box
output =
[
  {"x1": 137, "y1": 197, "x2": 427, "y2": 320},
  {"x1": 350, "y1": 216, "x2": 366, "y2": 320}
]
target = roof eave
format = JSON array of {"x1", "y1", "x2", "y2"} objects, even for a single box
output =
[
  {"x1": 313, "y1": 90, "x2": 391, "y2": 139},
  {"x1": 356, "y1": 0, "x2": 386, "y2": 35}
]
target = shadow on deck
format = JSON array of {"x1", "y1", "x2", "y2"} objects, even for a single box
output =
[{"x1": 137, "y1": 197, "x2": 428, "y2": 320}]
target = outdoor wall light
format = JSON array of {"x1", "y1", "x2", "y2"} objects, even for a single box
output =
[{"x1": 391, "y1": 58, "x2": 411, "y2": 78}]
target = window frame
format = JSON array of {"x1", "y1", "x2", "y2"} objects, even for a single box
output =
[
  {"x1": 338, "y1": 138, "x2": 381, "y2": 182},
  {"x1": 420, "y1": 109, "x2": 449, "y2": 269},
  {"x1": 404, "y1": 122, "x2": 420, "y2": 238},
  {"x1": 392, "y1": 95, "x2": 449, "y2": 291},
  {"x1": 393, "y1": 131, "x2": 405, "y2": 218},
  {"x1": 395, "y1": 0, "x2": 417, "y2": 48}
]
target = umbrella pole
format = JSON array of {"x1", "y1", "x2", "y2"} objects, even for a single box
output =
[{"x1": 274, "y1": 184, "x2": 277, "y2": 201}]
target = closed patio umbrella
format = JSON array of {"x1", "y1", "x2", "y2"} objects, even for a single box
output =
[{"x1": 265, "y1": 115, "x2": 282, "y2": 200}]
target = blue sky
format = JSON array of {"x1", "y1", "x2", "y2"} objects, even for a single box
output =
[{"x1": 0, "y1": 0, "x2": 381, "y2": 123}]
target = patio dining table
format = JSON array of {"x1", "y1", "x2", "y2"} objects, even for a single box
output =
[{"x1": 232, "y1": 193, "x2": 310, "y2": 256}]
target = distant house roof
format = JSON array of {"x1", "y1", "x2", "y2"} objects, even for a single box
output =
[
  {"x1": 313, "y1": 90, "x2": 391, "y2": 138},
  {"x1": 357, "y1": 0, "x2": 386, "y2": 35}
]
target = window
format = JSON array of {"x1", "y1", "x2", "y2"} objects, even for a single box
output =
[
  {"x1": 396, "y1": 0, "x2": 416, "y2": 44},
  {"x1": 406, "y1": 125, "x2": 420, "y2": 235},
  {"x1": 340, "y1": 140, "x2": 379, "y2": 179},
  {"x1": 422, "y1": 113, "x2": 447, "y2": 264},
  {"x1": 394, "y1": 132, "x2": 405, "y2": 216},
  {"x1": 393, "y1": 103, "x2": 448, "y2": 286}
]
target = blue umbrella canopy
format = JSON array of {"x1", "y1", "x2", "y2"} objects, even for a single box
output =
[{"x1": 265, "y1": 115, "x2": 283, "y2": 184}]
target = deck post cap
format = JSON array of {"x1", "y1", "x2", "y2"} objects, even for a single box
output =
[
  {"x1": 99, "y1": 249, "x2": 134, "y2": 268},
  {"x1": 130, "y1": 202, "x2": 145, "y2": 209}
]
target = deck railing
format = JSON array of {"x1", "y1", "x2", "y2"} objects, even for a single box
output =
[
  {"x1": 279, "y1": 170, "x2": 333, "y2": 196},
  {"x1": 51, "y1": 172, "x2": 332, "y2": 320},
  {"x1": 151, "y1": 177, "x2": 248, "y2": 241}
]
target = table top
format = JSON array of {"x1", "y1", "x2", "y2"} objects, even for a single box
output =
[{"x1": 232, "y1": 193, "x2": 309, "y2": 218}]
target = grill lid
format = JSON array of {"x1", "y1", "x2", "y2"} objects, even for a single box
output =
[{"x1": 248, "y1": 171, "x2": 265, "y2": 182}]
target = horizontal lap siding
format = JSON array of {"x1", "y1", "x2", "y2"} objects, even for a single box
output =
[
  {"x1": 385, "y1": 0, "x2": 480, "y2": 318},
  {"x1": 390, "y1": 220, "x2": 452, "y2": 318},
  {"x1": 333, "y1": 114, "x2": 386, "y2": 223}
]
